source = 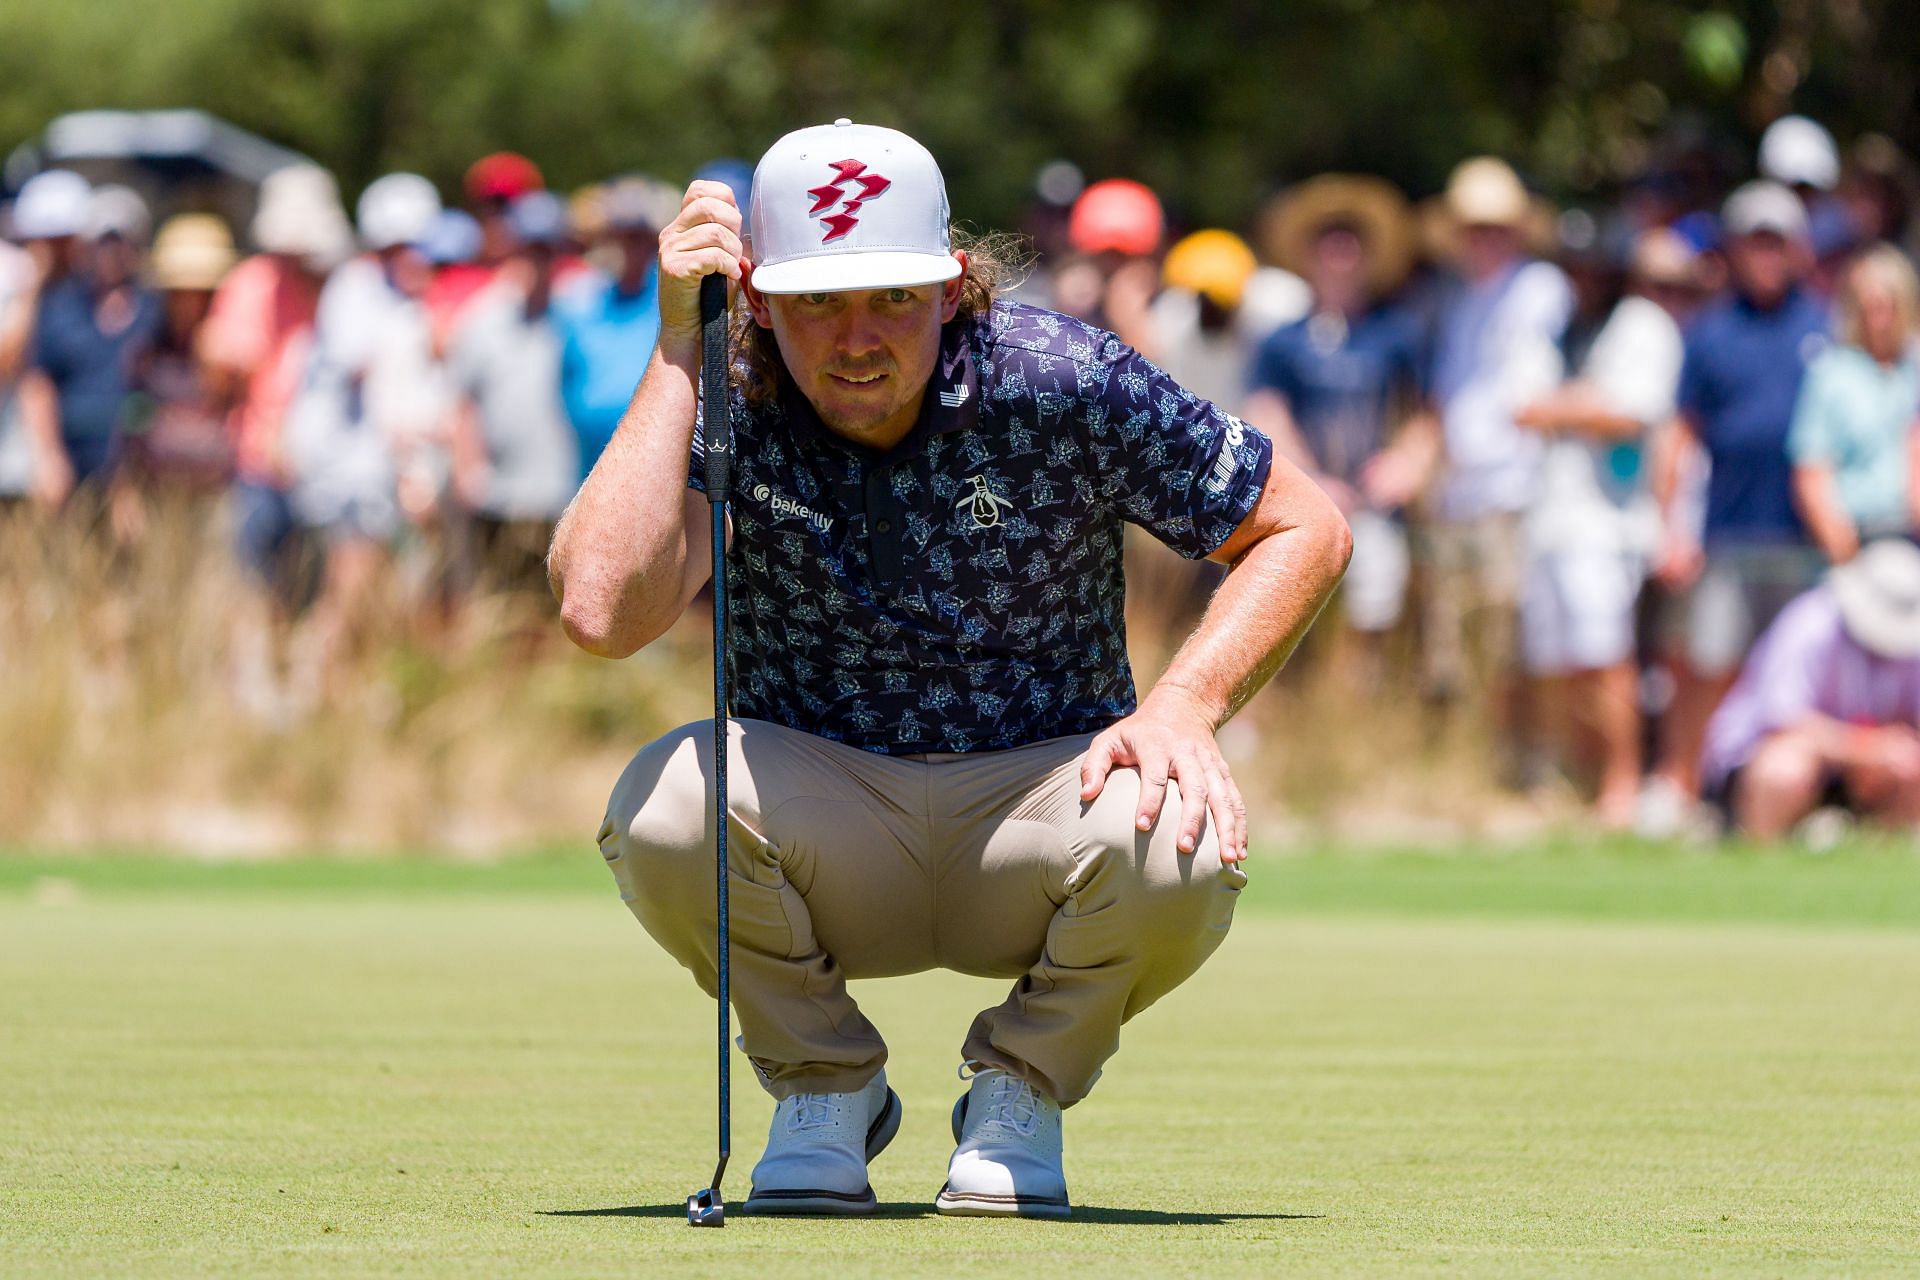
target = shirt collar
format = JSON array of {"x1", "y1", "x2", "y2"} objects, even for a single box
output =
[{"x1": 777, "y1": 316, "x2": 980, "y2": 460}]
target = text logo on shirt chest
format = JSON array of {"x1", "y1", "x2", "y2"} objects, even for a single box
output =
[{"x1": 752, "y1": 484, "x2": 835, "y2": 534}]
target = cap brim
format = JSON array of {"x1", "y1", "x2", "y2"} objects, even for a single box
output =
[{"x1": 751, "y1": 250, "x2": 962, "y2": 295}]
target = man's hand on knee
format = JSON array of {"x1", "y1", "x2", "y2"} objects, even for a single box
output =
[{"x1": 1078, "y1": 687, "x2": 1248, "y2": 863}]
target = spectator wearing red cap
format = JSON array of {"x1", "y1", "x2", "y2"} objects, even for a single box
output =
[
  {"x1": 1053, "y1": 178, "x2": 1164, "y2": 354},
  {"x1": 464, "y1": 151, "x2": 544, "y2": 271}
]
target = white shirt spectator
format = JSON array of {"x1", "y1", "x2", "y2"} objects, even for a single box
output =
[
  {"x1": 1527, "y1": 293, "x2": 1684, "y2": 557},
  {"x1": 1431, "y1": 258, "x2": 1575, "y2": 520}
]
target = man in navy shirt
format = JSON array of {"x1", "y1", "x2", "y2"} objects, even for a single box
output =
[
  {"x1": 549, "y1": 122, "x2": 1350, "y2": 1219},
  {"x1": 18, "y1": 186, "x2": 163, "y2": 504},
  {"x1": 1244, "y1": 174, "x2": 1422, "y2": 667},
  {"x1": 1650, "y1": 180, "x2": 1829, "y2": 803}
]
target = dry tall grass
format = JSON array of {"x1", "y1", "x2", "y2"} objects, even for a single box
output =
[{"x1": 0, "y1": 505, "x2": 1526, "y2": 855}]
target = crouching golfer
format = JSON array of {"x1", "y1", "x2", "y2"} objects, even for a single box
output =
[{"x1": 549, "y1": 120, "x2": 1351, "y2": 1218}]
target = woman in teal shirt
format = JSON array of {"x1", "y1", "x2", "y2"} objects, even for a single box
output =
[{"x1": 1788, "y1": 243, "x2": 1920, "y2": 562}]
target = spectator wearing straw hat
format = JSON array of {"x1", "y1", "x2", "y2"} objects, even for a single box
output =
[
  {"x1": 123, "y1": 213, "x2": 239, "y2": 496},
  {"x1": 18, "y1": 183, "x2": 164, "y2": 512},
  {"x1": 1243, "y1": 175, "x2": 1423, "y2": 666},
  {"x1": 1701, "y1": 539, "x2": 1920, "y2": 838},
  {"x1": 1412, "y1": 158, "x2": 1573, "y2": 728}
]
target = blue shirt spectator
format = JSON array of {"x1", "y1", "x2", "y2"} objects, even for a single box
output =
[
  {"x1": 552, "y1": 266, "x2": 661, "y2": 478},
  {"x1": 1787, "y1": 343, "x2": 1917, "y2": 537},
  {"x1": 1676, "y1": 285, "x2": 1830, "y2": 545},
  {"x1": 29, "y1": 274, "x2": 163, "y2": 479},
  {"x1": 1248, "y1": 304, "x2": 1423, "y2": 484}
]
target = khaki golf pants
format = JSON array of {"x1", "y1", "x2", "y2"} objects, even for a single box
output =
[{"x1": 598, "y1": 717, "x2": 1245, "y2": 1107}]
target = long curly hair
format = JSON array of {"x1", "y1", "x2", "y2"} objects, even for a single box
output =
[{"x1": 728, "y1": 227, "x2": 1030, "y2": 408}]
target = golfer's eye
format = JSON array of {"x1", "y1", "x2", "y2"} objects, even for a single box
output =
[
  {"x1": 803, "y1": 292, "x2": 833, "y2": 306},
  {"x1": 884, "y1": 288, "x2": 912, "y2": 303}
]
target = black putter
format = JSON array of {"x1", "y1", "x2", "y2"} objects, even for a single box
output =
[{"x1": 687, "y1": 273, "x2": 735, "y2": 1228}]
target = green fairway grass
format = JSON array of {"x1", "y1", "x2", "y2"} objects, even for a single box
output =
[{"x1": 4, "y1": 845, "x2": 1919, "y2": 1276}]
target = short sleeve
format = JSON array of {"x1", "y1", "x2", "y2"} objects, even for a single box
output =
[
  {"x1": 1082, "y1": 337, "x2": 1274, "y2": 558},
  {"x1": 1785, "y1": 353, "x2": 1837, "y2": 465}
]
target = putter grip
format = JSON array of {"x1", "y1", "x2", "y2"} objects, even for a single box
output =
[{"x1": 699, "y1": 274, "x2": 732, "y2": 500}]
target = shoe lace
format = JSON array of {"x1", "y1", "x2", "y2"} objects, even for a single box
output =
[
  {"x1": 783, "y1": 1092, "x2": 840, "y2": 1133},
  {"x1": 980, "y1": 1072, "x2": 1041, "y2": 1138}
]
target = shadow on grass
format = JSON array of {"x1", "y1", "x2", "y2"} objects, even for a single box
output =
[{"x1": 543, "y1": 1204, "x2": 1320, "y2": 1225}]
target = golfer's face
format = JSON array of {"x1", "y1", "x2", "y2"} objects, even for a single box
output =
[{"x1": 767, "y1": 285, "x2": 946, "y2": 442}]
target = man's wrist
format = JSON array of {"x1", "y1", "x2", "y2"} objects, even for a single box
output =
[{"x1": 1143, "y1": 681, "x2": 1228, "y2": 730}]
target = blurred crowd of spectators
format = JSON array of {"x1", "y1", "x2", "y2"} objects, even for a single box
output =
[{"x1": 1, "y1": 117, "x2": 1916, "y2": 840}]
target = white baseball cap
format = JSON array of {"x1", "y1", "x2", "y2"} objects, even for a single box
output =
[
  {"x1": 1758, "y1": 115, "x2": 1840, "y2": 192},
  {"x1": 356, "y1": 173, "x2": 441, "y2": 251},
  {"x1": 747, "y1": 119, "x2": 962, "y2": 295},
  {"x1": 1722, "y1": 180, "x2": 1809, "y2": 241},
  {"x1": 10, "y1": 169, "x2": 92, "y2": 240}
]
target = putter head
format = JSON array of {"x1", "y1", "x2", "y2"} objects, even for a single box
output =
[{"x1": 687, "y1": 1188, "x2": 725, "y2": 1227}]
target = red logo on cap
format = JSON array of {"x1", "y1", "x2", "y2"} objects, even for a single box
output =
[{"x1": 806, "y1": 158, "x2": 891, "y2": 243}]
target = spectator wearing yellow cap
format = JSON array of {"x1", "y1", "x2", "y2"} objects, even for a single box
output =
[{"x1": 1147, "y1": 229, "x2": 1260, "y2": 414}]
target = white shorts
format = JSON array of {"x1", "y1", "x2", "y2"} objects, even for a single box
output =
[
  {"x1": 1520, "y1": 548, "x2": 1644, "y2": 675},
  {"x1": 1340, "y1": 509, "x2": 1410, "y2": 633}
]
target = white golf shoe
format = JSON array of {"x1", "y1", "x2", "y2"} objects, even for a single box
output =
[
  {"x1": 936, "y1": 1067, "x2": 1071, "y2": 1218},
  {"x1": 743, "y1": 1070, "x2": 902, "y2": 1215}
]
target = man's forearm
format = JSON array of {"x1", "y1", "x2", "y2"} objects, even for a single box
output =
[
  {"x1": 1150, "y1": 516, "x2": 1350, "y2": 727},
  {"x1": 548, "y1": 340, "x2": 702, "y2": 656}
]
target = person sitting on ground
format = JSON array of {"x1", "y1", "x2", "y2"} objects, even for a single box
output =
[
  {"x1": 548, "y1": 120, "x2": 1350, "y2": 1219},
  {"x1": 1700, "y1": 538, "x2": 1920, "y2": 840},
  {"x1": 1788, "y1": 243, "x2": 1920, "y2": 564}
]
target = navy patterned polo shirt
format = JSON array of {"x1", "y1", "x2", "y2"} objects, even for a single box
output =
[{"x1": 689, "y1": 299, "x2": 1273, "y2": 754}]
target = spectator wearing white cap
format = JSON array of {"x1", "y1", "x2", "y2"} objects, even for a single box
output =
[
  {"x1": 1701, "y1": 539, "x2": 1920, "y2": 838},
  {"x1": 446, "y1": 190, "x2": 580, "y2": 592},
  {"x1": 16, "y1": 181, "x2": 163, "y2": 510},
  {"x1": 2, "y1": 173, "x2": 92, "y2": 506},
  {"x1": 1788, "y1": 243, "x2": 1920, "y2": 564},
  {"x1": 280, "y1": 172, "x2": 442, "y2": 705},
  {"x1": 1644, "y1": 180, "x2": 1831, "y2": 814}
]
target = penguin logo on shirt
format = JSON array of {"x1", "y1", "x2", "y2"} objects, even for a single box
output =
[{"x1": 957, "y1": 475, "x2": 1014, "y2": 530}]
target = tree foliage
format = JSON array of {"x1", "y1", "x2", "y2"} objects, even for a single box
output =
[{"x1": 0, "y1": 0, "x2": 1913, "y2": 229}]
